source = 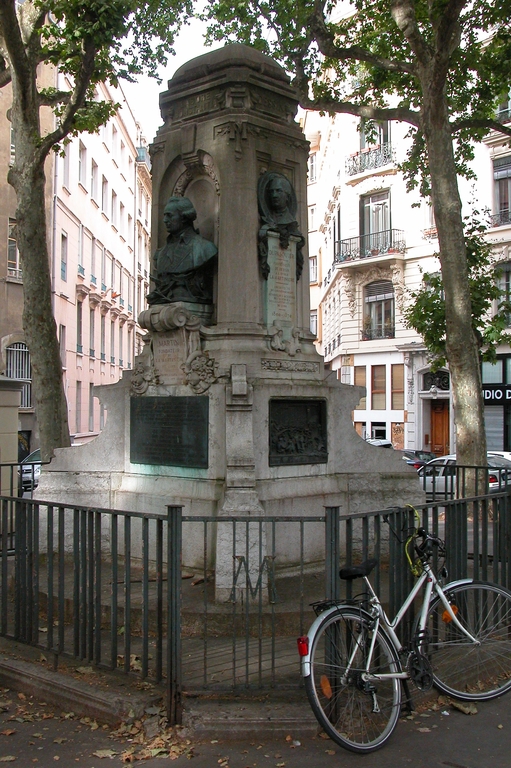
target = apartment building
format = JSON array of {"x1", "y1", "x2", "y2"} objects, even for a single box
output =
[
  {"x1": 0, "y1": 71, "x2": 151, "y2": 456},
  {"x1": 304, "y1": 106, "x2": 511, "y2": 454}
]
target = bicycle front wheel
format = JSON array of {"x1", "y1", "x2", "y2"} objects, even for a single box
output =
[
  {"x1": 304, "y1": 608, "x2": 402, "y2": 753},
  {"x1": 423, "y1": 582, "x2": 511, "y2": 700}
]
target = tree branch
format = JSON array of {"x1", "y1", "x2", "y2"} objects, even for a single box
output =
[
  {"x1": 309, "y1": 0, "x2": 416, "y2": 76},
  {"x1": 37, "y1": 36, "x2": 97, "y2": 160},
  {"x1": 452, "y1": 117, "x2": 511, "y2": 138},
  {"x1": 0, "y1": 0, "x2": 32, "y2": 96},
  {"x1": 38, "y1": 89, "x2": 71, "y2": 107},
  {"x1": 390, "y1": 0, "x2": 432, "y2": 66}
]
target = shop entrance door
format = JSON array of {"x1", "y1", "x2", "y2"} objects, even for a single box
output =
[{"x1": 431, "y1": 400, "x2": 449, "y2": 455}]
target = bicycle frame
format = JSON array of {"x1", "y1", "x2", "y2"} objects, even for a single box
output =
[{"x1": 300, "y1": 562, "x2": 479, "y2": 680}]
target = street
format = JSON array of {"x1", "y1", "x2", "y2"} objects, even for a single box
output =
[{"x1": 1, "y1": 687, "x2": 510, "y2": 767}]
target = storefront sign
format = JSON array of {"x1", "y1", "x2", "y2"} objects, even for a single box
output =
[{"x1": 482, "y1": 386, "x2": 511, "y2": 402}]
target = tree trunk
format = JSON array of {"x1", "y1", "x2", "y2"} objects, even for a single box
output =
[
  {"x1": 422, "y1": 91, "x2": 486, "y2": 469},
  {"x1": 9, "y1": 72, "x2": 70, "y2": 461}
]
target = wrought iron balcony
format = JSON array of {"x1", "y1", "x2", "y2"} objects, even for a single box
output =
[
  {"x1": 361, "y1": 326, "x2": 395, "y2": 341},
  {"x1": 490, "y1": 210, "x2": 511, "y2": 228},
  {"x1": 335, "y1": 229, "x2": 406, "y2": 263},
  {"x1": 346, "y1": 143, "x2": 395, "y2": 176}
]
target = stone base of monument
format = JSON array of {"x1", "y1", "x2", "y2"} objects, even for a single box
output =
[{"x1": 36, "y1": 305, "x2": 424, "y2": 603}]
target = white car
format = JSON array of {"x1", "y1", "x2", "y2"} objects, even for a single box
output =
[
  {"x1": 19, "y1": 448, "x2": 41, "y2": 493},
  {"x1": 418, "y1": 453, "x2": 511, "y2": 498}
]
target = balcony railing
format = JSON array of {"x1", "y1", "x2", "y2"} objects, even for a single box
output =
[
  {"x1": 335, "y1": 229, "x2": 406, "y2": 263},
  {"x1": 361, "y1": 325, "x2": 395, "y2": 341},
  {"x1": 345, "y1": 143, "x2": 395, "y2": 176},
  {"x1": 490, "y1": 210, "x2": 511, "y2": 228}
]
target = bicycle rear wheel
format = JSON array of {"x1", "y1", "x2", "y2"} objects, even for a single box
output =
[
  {"x1": 304, "y1": 608, "x2": 402, "y2": 753},
  {"x1": 423, "y1": 582, "x2": 511, "y2": 700}
]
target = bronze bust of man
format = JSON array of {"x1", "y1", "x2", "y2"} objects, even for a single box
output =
[
  {"x1": 147, "y1": 196, "x2": 217, "y2": 306},
  {"x1": 257, "y1": 172, "x2": 305, "y2": 280}
]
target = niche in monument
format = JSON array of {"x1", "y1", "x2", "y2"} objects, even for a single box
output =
[
  {"x1": 130, "y1": 396, "x2": 209, "y2": 469},
  {"x1": 269, "y1": 399, "x2": 328, "y2": 466}
]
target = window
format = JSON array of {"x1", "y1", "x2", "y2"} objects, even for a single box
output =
[
  {"x1": 363, "y1": 280, "x2": 394, "y2": 340},
  {"x1": 100, "y1": 314, "x2": 106, "y2": 361},
  {"x1": 111, "y1": 190, "x2": 117, "y2": 227},
  {"x1": 493, "y1": 156, "x2": 511, "y2": 226},
  {"x1": 60, "y1": 232, "x2": 68, "y2": 281},
  {"x1": 112, "y1": 125, "x2": 118, "y2": 159},
  {"x1": 59, "y1": 324, "x2": 66, "y2": 368},
  {"x1": 78, "y1": 141, "x2": 87, "y2": 186},
  {"x1": 497, "y1": 91, "x2": 511, "y2": 123},
  {"x1": 360, "y1": 191, "x2": 390, "y2": 242},
  {"x1": 110, "y1": 319, "x2": 115, "y2": 364},
  {"x1": 310, "y1": 310, "x2": 317, "y2": 336},
  {"x1": 119, "y1": 202, "x2": 125, "y2": 237},
  {"x1": 354, "y1": 366, "x2": 367, "y2": 409},
  {"x1": 308, "y1": 153, "x2": 317, "y2": 182},
  {"x1": 101, "y1": 176, "x2": 108, "y2": 214},
  {"x1": 10, "y1": 124, "x2": 15, "y2": 165},
  {"x1": 7, "y1": 218, "x2": 21, "y2": 279},
  {"x1": 120, "y1": 141, "x2": 126, "y2": 174},
  {"x1": 76, "y1": 301, "x2": 83, "y2": 353},
  {"x1": 498, "y1": 263, "x2": 511, "y2": 325},
  {"x1": 127, "y1": 328, "x2": 132, "y2": 369},
  {"x1": 391, "y1": 364, "x2": 404, "y2": 409},
  {"x1": 371, "y1": 365, "x2": 386, "y2": 410},
  {"x1": 91, "y1": 160, "x2": 98, "y2": 200},
  {"x1": 360, "y1": 119, "x2": 389, "y2": 150},
  {"x1": 88, "y1": 383, "x2": 95, "y2": 432},
  {"x1": 309, "y1": 256, "x2": 317, "y2": 283},
  {"x1": 75, "y1": 381, "x2": 82, "y2": 433},
  {"x1": 119, "y1": 325, "x2": 123, "y2": 367},
  {"x1": 89, "y1": 309, "x2": 95, "y2": 357},
  {"x1": 62, "y1": 144, "x2": 70, "y2": 189},
  {"x1": 308, "y1": 205, "x2": 316, "y2": 231},
  {"x1": 482, "y1": 360, "x2": 503, "y2": 384},
  {"x1": 5, "y1": 342, "x2": 32, "y2": 407}
]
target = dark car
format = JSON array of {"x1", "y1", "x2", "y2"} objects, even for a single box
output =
[{"x1": 397, "y1": 449, "x2": 436, "y2": 469}]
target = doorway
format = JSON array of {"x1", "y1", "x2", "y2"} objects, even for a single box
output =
[{"x1": 431, "y1": 400, "x2": 449, "y2": 455}]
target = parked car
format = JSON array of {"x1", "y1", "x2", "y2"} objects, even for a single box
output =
[
  {"x1": 365, "y1": 438, "x2": 394, "y2": 448},
  {"x1": 18, "y1": 448, "x2": 41, "y2": 493},
  {"x1": 488, "y1": 451, "x2": 511, "y2": 462},
  {"x1": 418, "y1": 453, "x2": 511, "y2": 498},
  {"x1": 397, "y1": 449, "x2": 436, "y2": 469}
]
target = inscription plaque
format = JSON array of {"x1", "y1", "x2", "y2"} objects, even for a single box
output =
[
  {"x1": 152, "y1": 331, "x2": 187, "y2": 385},
  {"x1": 269, "y1": 399, "x2": 327, "y2": 466},
  {"x1": 130, "y1": 396, "x2": 208, "y2": 468},
  {"x1": 265, "y1": 232, "x2": 296, "y2": 329}
]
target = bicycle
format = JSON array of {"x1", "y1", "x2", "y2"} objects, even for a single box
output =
[{"x1": 297, "y1": 508, "x2": 511, "y2": 753}]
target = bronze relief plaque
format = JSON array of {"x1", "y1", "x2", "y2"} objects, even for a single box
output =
[{"x1": 269, "y1": 399, "x2": 327, "y2": 466}]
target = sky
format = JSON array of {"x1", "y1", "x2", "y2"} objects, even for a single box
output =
[{"x1": 121, "y1": 18, "x2": 222, "y2": 143}]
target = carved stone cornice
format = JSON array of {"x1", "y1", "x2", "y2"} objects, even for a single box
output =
[{"x1": 138, "y1": 303, "x2": 202, "y2": 333}]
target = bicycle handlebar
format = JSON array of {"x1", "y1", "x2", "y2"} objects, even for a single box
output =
[{"x1": 415, "y1": 527, "x2": 446, "y2": 558}]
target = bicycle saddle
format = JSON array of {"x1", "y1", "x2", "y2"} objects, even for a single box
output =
[{"x1": 339, "y1": 558, "x2": 378, "y2": 580}]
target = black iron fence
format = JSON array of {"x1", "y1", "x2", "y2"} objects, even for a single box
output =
[{"x1": 1, "y1": 488, "x2": 510, "y2": 725}]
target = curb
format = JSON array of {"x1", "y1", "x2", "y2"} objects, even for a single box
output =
[{"x1": 0, "y1": 656, "x2": 158, "y2": 726}]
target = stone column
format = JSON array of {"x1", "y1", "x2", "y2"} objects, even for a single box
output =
[{"x1": 215, "y1": 364, "x2": 267, "y2": 602}]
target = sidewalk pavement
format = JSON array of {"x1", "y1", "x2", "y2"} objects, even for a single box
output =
[{"x1": 0, "y1": 636, "x2": 510, "y2": 767}]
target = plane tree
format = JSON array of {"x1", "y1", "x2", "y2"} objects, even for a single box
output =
[
  {"x1": 206, "y1": 0, "x2": 511, "y2": 466},
  {"x1": 0, "y1": 0, "x2": 191, "y2": 460}
]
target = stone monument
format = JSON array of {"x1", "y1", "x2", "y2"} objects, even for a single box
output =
[{"x1": 38, "y1": 44, "x2": 423, "y2": 600}]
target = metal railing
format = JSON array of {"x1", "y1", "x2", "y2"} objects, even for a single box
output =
[
  {"x1": 1, "y1": 485, "x2": 510, "y2": 724},
  {"x1": 490, "y1": 210, "x2": 511, "y2": 228},
  {"x1": 335, "y1": 228, "x2": 406, "y2": 262},
  {"x1": 345, "y1": 142, "x2": 395, "y2": 176}
]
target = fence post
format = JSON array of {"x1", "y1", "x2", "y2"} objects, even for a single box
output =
[
  {"x1": 325, "y1": 507, "x2": 340, "y2": 602},
  {"x1": 167, "y1": 505, "x2": 183, "y2": 725}
]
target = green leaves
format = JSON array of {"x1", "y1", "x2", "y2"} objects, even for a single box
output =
[{"x1": 405, "y1": 214, "x2": 511, "y2": 368}]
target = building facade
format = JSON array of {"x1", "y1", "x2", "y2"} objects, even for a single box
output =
[
  {"x1": 0, "y1": 71, "x2": 151, "y2": 456},
  {"x1": 304, "y1": 107, "x2": 511, "y2": 455}
]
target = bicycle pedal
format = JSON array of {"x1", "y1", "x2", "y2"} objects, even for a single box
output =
[{"x1": 407, "y1": 651, "x2": 433, "y2": 691}]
